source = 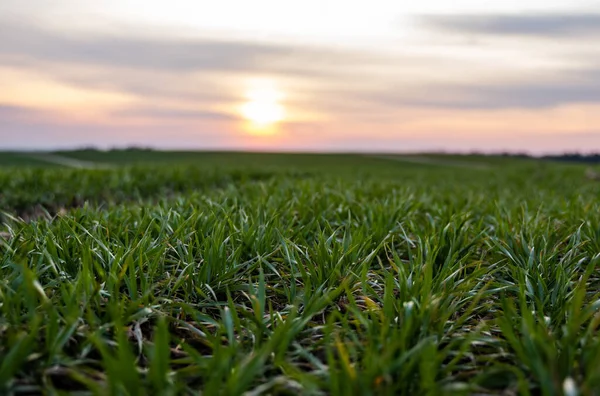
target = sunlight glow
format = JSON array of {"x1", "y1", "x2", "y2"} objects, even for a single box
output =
[
  {"x1": 241, "y1": 80, "x2": 286, "y2": 133},
  {"x1": 242, "y1": 101, "x2": 284, "y2": 125}
]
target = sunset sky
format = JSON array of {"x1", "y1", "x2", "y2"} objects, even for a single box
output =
[{"x1": 1, "y1": 0, "x2": 599, "y2": 153}]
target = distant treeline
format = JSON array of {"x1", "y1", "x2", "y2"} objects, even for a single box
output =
[
  {"x1": 438, "y1": 151, "x2": 600, "y2": 164},
  {"x1": 542, "y1": 154, "x2": 600, "y2": 163},
  {"x1": 61, "y1": 147, "x2": 600, "y2": 164},
  {"x1": 498, "y1": 153, "x2": 600, "y2": 164}
]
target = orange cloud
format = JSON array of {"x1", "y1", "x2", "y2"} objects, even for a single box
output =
[{"x1": 0, "y1": 67, "x2": 136, "y2": 121}]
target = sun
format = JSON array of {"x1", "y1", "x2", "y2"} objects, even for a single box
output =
[
  {"x1": 242, "y1": 101, "x2": 284, "y2": 125},
  {"x1": 241, "y1": 81, "x2": 285, "y2": 131}
]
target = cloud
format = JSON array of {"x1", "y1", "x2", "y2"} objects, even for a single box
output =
[
  {"x1": 394, "y1": 75, "x2": 600, "y2": 109},
  {"x1": 110, "y1": 107, "x2": 238, "y2": 121},
  {"x1": 298, "y1": 65, "x2": 600, "y2": 111},
  {"x1": 0, "y1": 17, "x2": 402, "y2": 110},
  {"x1": 1, "y1": 13, "x2": 599, "y2": 123},
  {"x1": 422, "y1": 13, "x2": 600, "y2": 37},
  {"x1": 0, "y1": 104, "x2": 63, "y2": 124},
  {"x1": 0, "y1": 104, "x2": 232, "y2": 150},
  {"x1": 449, "y1": 79, "x2": 600, "y2": 109},
  {"x1": 405, "y1": 13, "x2": 600, "y2": 109},
  {"x1": 0, "y1": 104, "x2": 35, "y2": 119},
  {"x1": 0, "y1": 18, "x2": 378, "y2": 77},
  {"x1": 0, "y1": 19, "x2": 276, "y2": 71}
]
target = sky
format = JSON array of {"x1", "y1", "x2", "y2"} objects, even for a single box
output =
[{"x1": 1, "y1": 0, "x2": 599, "y2": 153}]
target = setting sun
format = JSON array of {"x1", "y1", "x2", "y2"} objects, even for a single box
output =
[
  {"x1": 242, "y1": 101, "x2": 284, "y2": 125},
  {"x1": 241, "y1": 81, "x2": 285, "y2": 132}
]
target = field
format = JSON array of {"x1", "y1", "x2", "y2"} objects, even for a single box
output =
[{"x1": 1, "y1": 151, "x2": 600, "y2": 395}]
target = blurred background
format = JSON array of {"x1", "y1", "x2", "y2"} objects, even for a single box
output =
[{"x1": 0, "y1": 0, "x2": 598, "y2": 154}]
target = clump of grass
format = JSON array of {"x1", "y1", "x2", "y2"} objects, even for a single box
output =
[{"x1": 1, "y1": 154, "x2": 599, "y2": 394}]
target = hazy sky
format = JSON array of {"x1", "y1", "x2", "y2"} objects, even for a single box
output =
[{"x1": 1, "y1": 0, "x2": 599, "y2": 153}]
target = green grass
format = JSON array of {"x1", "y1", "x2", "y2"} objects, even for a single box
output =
[
  {"x1": 1, "y1": 152, "x2": 600, "y2": 395},
  {"x1": 0, "y1": 153, "x2": 61, "y2": 168}
]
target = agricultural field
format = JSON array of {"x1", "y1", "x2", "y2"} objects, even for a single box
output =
[{"x1": 1, "y1": 151, "x2": 600, "y2": 395}]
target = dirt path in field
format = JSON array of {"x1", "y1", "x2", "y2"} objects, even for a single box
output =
[
  {"x1": 26, "y1": 154, "x2": 110, "y2": 169},
  {"x1": 368, "y1": 155, "x2": 491, "y2": 170}
]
